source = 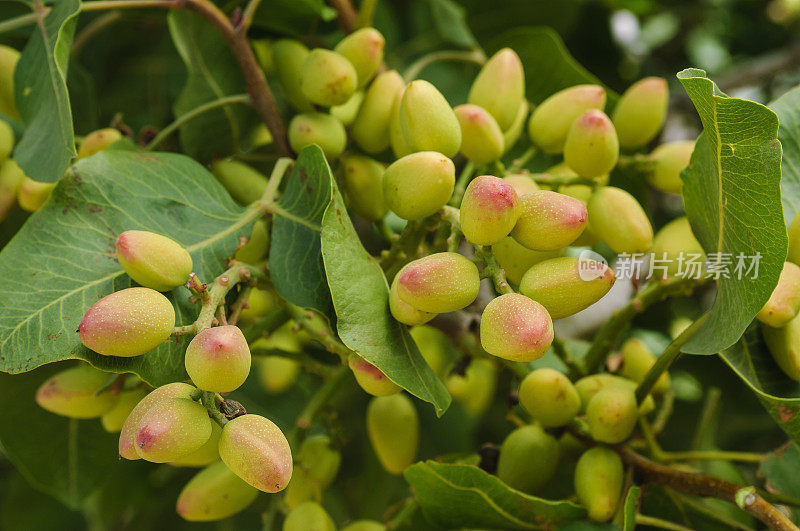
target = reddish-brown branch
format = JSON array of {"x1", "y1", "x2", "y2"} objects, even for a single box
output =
[
  {"x1": 328, "y1": 0, "x2": 358, "y2": 33},
  {"x1": 618, "y1": 447, "x2": 798, "y2": 530}
]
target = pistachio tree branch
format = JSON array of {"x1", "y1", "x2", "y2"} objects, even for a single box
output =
[
  {"x1": 581, "y1": 276, "x2": 704, "y2": 374},
  {"x1": 618, "y1": 446, "x2": 797, "y2": 531},
  {"x1": 328, "y1": 0, "x2": 358, "y2": 33},
  {"x1": 449, "y1": 161, "x2": 476, "y2": 207},
  {"x1": 475, "y1": 246, "x2": 512, "y2": 295}
]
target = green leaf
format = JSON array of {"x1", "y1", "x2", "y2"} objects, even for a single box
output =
[
  {"x1": 760, "y1": 443, "x2": 800, "y2": 522},
  {"x1": 252, "y1": 0, "x2": 336, "y2": 36},
  {"x1": 320, "y1": 166, "x2": 451, "y2": 415},
  {"x1": 427, "y1": 0, "x2": 478, "y2": 48},
  {"x1": 168, "y1": 11, "x2": 256, "y2": 162},
  {"x1": 623, "y1": 486, "x2": 641, "y2": 531},
  {"x1": 13, "y1": 0, "x2": 80, "y2": 182},
  {"x1": 719, "y1": 333, "x2": 800, "y2": 443},
  {"x1": 0, "y1": 365, "x2": 121, "y2": 508},
  {"x1": 677, "y1": 68, "x2": 785, "y2": 355},
  {"x1": 0, "y1": 150, "x2": 258, "y2": 385},
  {"x1": 270, "y1": 146, "x2": 333, "y2": 317},
  {"x1": 404, "y1": 461, "x2": 587, "y2": 529},
  {"x1": 486, "y1": 27, "x2": 617, "y2": 105},
  {"x1": 769, "y1": 85, "x2": 800, "y2": 226}
]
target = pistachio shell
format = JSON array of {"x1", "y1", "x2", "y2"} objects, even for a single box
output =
[
  {"x1": 383, "y1": 151, "x2": 455, "y2": 220},
  {"x1": 300, "y1": 48, "x2": 357, "y2": 107},
  {"x1": 334, "y1": 27, "x2": 385, "y2": 88},
  {"x1": 757, "y1": 262, "x2": 800, "y2": 327},
  {"x1": 288, "y1": 113, "x2": 347, "y2": 160},
  {"x1": 459, "y1": 175, "x2": 520, "y2": 245},
  {"x1": 36, "y1": 364, "x2": 118, "y2": 419},
  {"x1": 518, "y1": 368, "x2": 581, "y2": 427},
  {"x1": 176, "y1": 461, "x2": 259, "y2": 521},
  {"x1": 348, "y1": 353, "x2": 401, "y2": 397},
  {"x1": 510, "y1": 190, "x2": 588, "y2": 251},
  {"x1": 351, "y1": 70, "x2": 405, "y2": 154},
  {"x1": 480, "y1": 293, "x2": 553, "y2": 362},
  {"x1": 116, "y1": 230, "x2": 192, "y2": 291},
  {"x1": 612, "y1": 77, "x2": 668, "y2": 149},
  {"x1": 528, "y1": 84, "x2": 606, "y2": 154},
  {"x1": 219, "y1": 414, "x2": 293, "y2": 492},
  {"x1": 575, "y1": 446, "x2": 623, "y2": 522},
  {"x1": 134, "y1": 397, "x2": 213, "y2": 463},
  {"x1": 491, "y1": 236, "x2": 560, "y2": 285},
  {"x1": 588, "y1": 186, "x2": 653, "y2": 253},
  {"x1": 394, "y1": 252, "x2": 480, "y2": 313},
  {"x1": 563, "y1": 110, "x2": 619, "y2": 178},
  {"x1": 366, "y1": 394, "x2": 419, "y2": 474},
  {"x1": 185, "y1": 325, "x2": 251, "y2": 393},
  {"x1": 454, "y1": 104, "x2": 505, "y2": 165},
  {"x1": 77, "y1": 128, "x2": 123, "y2": 159},
  {"x1": 399, "y1": 80, "x2": 461, "y2": 158},
  {"x1": 272, "y1": 40, "x2": 314, "y2": 112},
  {"x1": 210, "y1": 159, "x2": 268, "y2": 205},
  {"x1": 468, "y1": 48, "x2": 525, "y2": 131},
  {"x1": 497, "y1": 425, "x2": 560, "y2": 494},
  {"x1": 648, "y1": 140, "x2": 695, "y2": 194}
]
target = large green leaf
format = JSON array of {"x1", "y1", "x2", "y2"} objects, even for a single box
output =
[
  {"x1": 719, "y1": 332, "x2": 800, "y2": 443},
  {"x1": 0, "y1": 365, "x2": 123, "y2": 508},
  {"x1": 405, "y1": 461, "x2": 586, "y2": 529},
  {"x1": 623, "y1": 486, "x2": 640, "y2": 531},
  {"x1": 168, "y1": 11, "x2": 255, "y2": 161},
  {"x1": 13, "y1": 0, "x2": 80, "y2": 182},
  {"x1": 677, "y1": 68, "x2": 785, "y2": 355},
  {"x1": 0, "y1": 150, "x2": 258, "y2": 385},
  {"x1": 252, "y1": 0, "x2": 336, "y2": 35},
  {"x1": 769, "y1": 85, "x2": 800, "y2": 226},
  {"x1": 486, "y1": 27, "x2": 617, "y2": 105},
  {"x1": 320, "y1": 170, "x2": 451, "y2": 415},
  {"x1": 427, "y1": 0, "x2": 478, "y2": 49},
  {"x1": 269, "y1": 146, "x2": 333, "y2": 317}
]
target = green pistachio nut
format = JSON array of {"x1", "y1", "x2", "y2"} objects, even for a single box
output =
[
  {"x1": 118, "y1": 382, "x2": 196, "y2": 460},
  {"x1": 389, "y1": 88, "x2": 412, "y2": 158},
  {"x1": 612, "y1": 77, "x2": 669, "y2": 149},
  {"x1": 170, "y1": 421, "x2": 223, "y2": 467},
  {"x1": 480, "y1": 293, "x2": 554, "y2": 362},
  {"x1": 210, "y1": 159, "x2": 268, "y2": 205},
  {"x1": 446, "y1": 358, "x2": 497, "y2": 417},
  {"x1": 468, "y1": 48, "x2": 525, "y2": 131},
  {"x1": 519, "y1": 257, "x2": 615, "y2": 319},
  {"x1": 134, "y1": 397, "x2": 213, "y2": 463},
  {"x1": 491, "y1": 236, "x2": 560, "y2": 285},
  {"x1": 503, "y1": 173, "x2": 539, "y2": 196},
  {"x1": 511, "y1": 190, "x2": 588, "y2": 251},
  {"x1": 762, "y1": 312, "x2": 800, "y2": 381},
  {"x1": 586, "y1": 386, "x2": 638, "y2": 444},
  {"x1": 558, "y1": 184, "x2": 598, "y2": 246},
  {"x1": 399, "y1": 80, "x2": 462, "y2": 157},
  {"x1": 252, "y1": 39, "x2": 274, "y2": 73},
  {"x1": 394, "y1": 252, "x2": 480, "y2": 313},
  {"x1": 79, "y1": 287, "x2": 175, "y2": 357},
  {"x1": 77, "y1": 128, "x2": 123, "y2": 159},
  {"x1": 351, "y1": 70, "x2": 405, "y2": 154},
  {"x1": 239, "y1": 287, "x2": 276, "y2": 322},
  {"x1": 249, "y1": 123, "x2": 273, "y2": 148},
  {"x1": 18, "y1": 177, "x2": 55, "y2": 212},
  {"x1": 115, "y1": 230, "x2": 192, "y2": 291},
  {"x1": 0, "y1": 120, "x2": 13, "y2": 163},
  {"x1": 342, "y1": 520, "x2": 385, "y2": 531},
  {"x1": 272, "y1": 40, "x2": 314, "y2": 112},
  {"x1": 518, "y1": 368, "x2": 581, "y2": 427},
  {"x1": 574, "y1": 373, "x2": 655, "y2": 416},
  {"x1": 454, "y1": 104, "x2": 505, "y2": 165},
  {"x1": 348, "y1": 353, "x2": 401, "y2": 396},
  {"x1": 409, "y1": 325, "x2": 454, "y2": 379},
  {"x1": 619, "y1": 338, "x2": 670, "y2": 394},
  {"x1": 342, "y1": 155, "x2": 387, "y2": 221},
  {"x1": 367, "y1": 394, "x2": 419, "y2": 474},
  {"x1": 383, "y1": 151, "x2": 455, "y2": 220},
  {"x1": 651, "y1": 217, "x2": 704, "y2": 277},
  {"x1": 459, "y1": 175, "x2": 520, "y2": 245},
  {"x1": 334, "y1": 27, "x2": 385, "y2": 88},
  {"x1": 330, "y1": 90, "x2": 364, "y2": 125},
  {"x1": 285, "y1": 435, "x2": 342, "y2": 509},
  {"x1": 219, "y1": 414, "x2": 293, "y2": 492},
  {"x1": 0, "y1": 45, "x2": 20, "y2": 119},
  {"x1": 575, "y1": 446, "x2": 624, "y2": 522},
  {"x1": 101, "y1": 388, "x2": 147, "y2": 432},
  {"x1": 789, "y1": 213, "x2": 800, "y2": 266},
  {"x1": 757, "y1": 262, "x2": 800, "y2": 327},
  {"x1": 185, "y1": 325, "x2": 251, "y2": 393},
  {"x1": 588, "y1": 186, "x2": 653, "y2": 253},
  {"x1": 563, "y1": 110, "x2": 619, "y2": 178},
  {"x1": 235, "y1": 220, "x2": 270, "y2": 265},
  {"x1": 0, "y1": 159, "x2": 25, "y2": 221},
  {"x1": 283, "y1": 501, "x2": 336, "y2": 531},
  {"x1": 648, "y1": 140, "x2": 695, "y2": 194},
  {"x1": 389, "y1": 276, "x2": 437, "y2": 325},
  {"x1": 503, "y1": 100, "x2": 530, "y2": 152},
  {"x1": 497, "y1": 425, "x2": 560, "y2": 494},
  {"x1": 300, "y1": 48, "x2": 357, "y2": 107},
  {"x1": 176, "y1": 461, "x2": 259, "y2": 521},
  {"x1": 257, "y1": 356, "x2": 301, "y2": 394},
  {"x1": 528, "y1": 84, "x2": 606, "y2": 154},
  {"x1": 288, "y1": 112, "x2": 347, "y2": 161},
  {"x1": 35, "y1": 364, "x2": 118, "y2": 419}
]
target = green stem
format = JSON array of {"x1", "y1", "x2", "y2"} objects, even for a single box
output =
[
  {"x1": 506, "y1": 146, "x2": 537, "y2": 174},
  {"x1": 533, "y1": 174, "x2": 599, "y2": 188},
  {"x1": 70, "y1": 11, "x2": 122, "y2": 58},
  {"x1": 260, "y1": 157, "x2": 294, "y2": 204},
  {"x1": 386, "y1": 497, "x2": 420, "y2": 530},
  {"x1": 239, "y1": 0, "x2": 262, "y2": 31},
  {"x1": 475, "y1": 246, "x2": 512, "y2": 295},
  {"x1": 81, "y1": 0, "x2": 177, "y2": 12},
  {"x1": 0, "y1": 11, "x2": 43, "y2": 35},
  {"x1": 440, "y1": 205, "x2": 462, "y2": 252},
  {"x1": 660, "y1": 450, "x2": 765, "y2": 464},
  {"x1": 651, "y1": 390, "x2": 675, "y2": 434},
  {"x1": 356, "y1": 0, "x2": 378, "y2": 28},
  {"x1": 581, "y1": 276, "x2": 703, "y2": 374},
  {"x1": 145, "y1": 94, "x2": 251, "y2": 150},
  {"x1": 285, "y1": 304, "x2": 353, "y2": 363},
  {"x1": 449, "y1": 162, "x2": 476, "y2": 207},
  {"x1": 201, "y1": 391, "x2": 228, "y2": 427},
  {"x1": 403, "y1": 50, "x2": 486, "y2": 82},
  {"x1": 758, "y1": 488, "x2": 800, "y2": 510},
  {"x1": 635, "y1": 515, "x2": 695, "y2": 531},
  {"x1": 635, "y1": 314, "x2": 708, "y2": 403},
  {"x1": 551, "y1": 335, "x2": 582, "y2": 379}
]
